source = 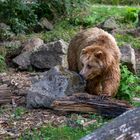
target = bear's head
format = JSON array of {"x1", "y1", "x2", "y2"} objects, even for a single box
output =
[{"x1": 80, "y1": 45, "x2": 114, "y2": 80}]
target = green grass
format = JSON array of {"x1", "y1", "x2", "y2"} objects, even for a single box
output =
[
  {"x1": 20, "y1": 114, "x2": 108, "y2": 140},
  {"x1": 115, "y1": 34, "x2": 140, "y2": 48},
  {"x1": 42, "y1": 21, "x2": 79, "y2": 43},
  {"x1": 69, "y1": 5, "x2": 140, "y2": 29}
]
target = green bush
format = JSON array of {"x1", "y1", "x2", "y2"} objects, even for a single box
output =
[
  {"x1": 116, "y1": 65, "x2": 140, "y2": 102},
  {"x1": 0, "y1": 0, "x2": 38, "y2": 34},
  {"x1": 0, "y1": 0, "x2": 90, "y2": 34},
  {"x1": 34, "y1": 0, "x2": 89, "y2": 20},
  {"x1": 123, "y1": 7, "x2": 140, "y2": 23}
]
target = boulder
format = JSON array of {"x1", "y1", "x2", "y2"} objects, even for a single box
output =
[
  {"x1": 21, "y1": 38, "x2": 44, "y2": 52},
  {"x1": 26, "y1": 66, "x2": 86, "y2": 109},
  {"x1": 12, "y1": 52, "x2": 32, "y2": 70},
  {"x1": 81, "y1": 107, "x2": 140, "y2": 140},
  {"x1": 98, "y1": 17, "x2": 118, "y2": 32},
  {"x1": 120, "y1": 44, "x2": 136, "y2": 74},
  {"x1": 12, "y1": 38, "x2": 44, "y2": 70},
  {"x1": 30, "y1": 39, "x2": 68, "y2": 69}
]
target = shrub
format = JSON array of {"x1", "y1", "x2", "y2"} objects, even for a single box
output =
[
  {"x1": 34, "y1": 0, "x2": 89, "y2": 21},
  {"x1": 0, "y1": 0, "x2": 38, "y2": 34},
  {"x1": 123, "y1": 7, "x2": 140, "y2": 24},
  {"x1": 116, "y1": 65, "x2": 140, "y2": 102}
]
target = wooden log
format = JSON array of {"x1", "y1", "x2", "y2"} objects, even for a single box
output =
[
  {"x1": 0, "y1": 84, "x2": 12, "y2": 105},
  {"x1": 81, "y1": 107, "x2": 140, "y2": 140},
  {"x1": 51, "y1": 93, "x2": 132, "y2": 118}
]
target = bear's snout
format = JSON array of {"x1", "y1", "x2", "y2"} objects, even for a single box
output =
[{"x1": 79, "y1": 72, "x2": 85, "y2": 80}]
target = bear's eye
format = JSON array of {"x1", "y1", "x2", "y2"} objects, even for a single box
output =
[{"x1": 87, "y1": 64, "x2": 92, "y2": 69}]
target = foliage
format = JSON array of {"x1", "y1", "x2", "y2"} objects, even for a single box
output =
[
  {"x1": 0, "y1": 0, "x2": 38, "y2": 34},
  {"x1": 116, "y1": 65, "x2": 140, "y2": 102},
  {"x1": 123, "y1": 7, "x2": 140, "y2": 23},
  {"x1": 68, "y1": 5, "x2": 140, "y2": 28},
  {"x1": 0, "y1": 55, "x2": 6, "y2": 72},
  {"x1": 34, "y1": 0, "x2": 89, "y2": 20},
  {"x1": 12, "y1": 107, "x2": 27, "y2": 119},
  {"x1": 42, "y1": 21, "x2": 79, "y2": 42},
  {"x1": 0, "y1": 0, "x2": 90, "y2": 34}
]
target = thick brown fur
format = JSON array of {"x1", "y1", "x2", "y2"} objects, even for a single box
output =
[{"x1": 67, "y1": 27, "x2": 121, "y2": 97}]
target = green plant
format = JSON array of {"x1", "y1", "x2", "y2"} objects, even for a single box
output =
[
  {"x1": 42, "y1": 21, "x2": 78, "y2": 42},
  {"x1": 0, "y1": 55, "x2": 6, "y2": 72},
  {"x1": 123, "y1": 8, "x2": 139, "y2": 23},
  {"x1": 0, "y1": 0, "x2": 38, "y2": 34},
  {"x1": 20, "y1": 114, "x2": 108, "y2": 140},
  {"x1": 12, "y1": 107, "x2": 27, "y2": 119},
  {"x1": 34, "y1": 0, "x2": 89, "y2": 20},
  {"x1": 116, "y1": 65, "x2": 140, "y2": 102},
  {"x1": 115, "y1": 34, "x2": 140, "y2": 49}
]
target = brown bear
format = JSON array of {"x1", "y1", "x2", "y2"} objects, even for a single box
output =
[{"x1": 67, "y1": 27, "x2": 121, "y2": 97}]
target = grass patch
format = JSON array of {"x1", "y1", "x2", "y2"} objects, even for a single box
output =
[
  {"x1": 115, "y1": 34, "x2": 140, "y2": 48},
  {"x1": 42, "y1": 21, "x2": 79, "y2": 43},
  {"x1": 69, "y1": 5, "x2": 140, "y2": 29},
  {"x1": 20, "y1": 114, "x2": 108, "y2": 140}
]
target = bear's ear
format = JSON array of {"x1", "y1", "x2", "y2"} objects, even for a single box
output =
[
  {"x1": 95, "y1": 51, "x2": 103, "y2": 58},
  {"x1": 81, "y1": 49, "x2": 87, "y2": 55}
]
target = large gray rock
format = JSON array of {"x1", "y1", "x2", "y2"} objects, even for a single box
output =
[
  {"x1": 81, "y1": 107, "x2": 140, "y2": 140},
  {"x1": 26, "y1": 66, "x2": 86, "y2": 108},
  {"x1": 99, "y1": 17, "x2": 118, "y2": 32},
  {"x1": 12, "y1": 39, "x2": 68, "y2": 70},
  {"x1": 120, "y1": 44, "x2": 136, "y2": 74},
  {"x1": 30, "y1": 39, "x2": 68, "y2": 69},
  {"x1": 12, "y1": 52, "x2": 32, "y2": 70},
  {"x1": 12, "y1": 38, "x2": 44, "y2": 70},
  {"x1": 21, "y1": 38, "x2": 44, "y2": 52}
]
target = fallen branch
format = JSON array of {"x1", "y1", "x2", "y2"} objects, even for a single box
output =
[{"x1": 52, "y1": 93, "x2": 132, "y2": 118}]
